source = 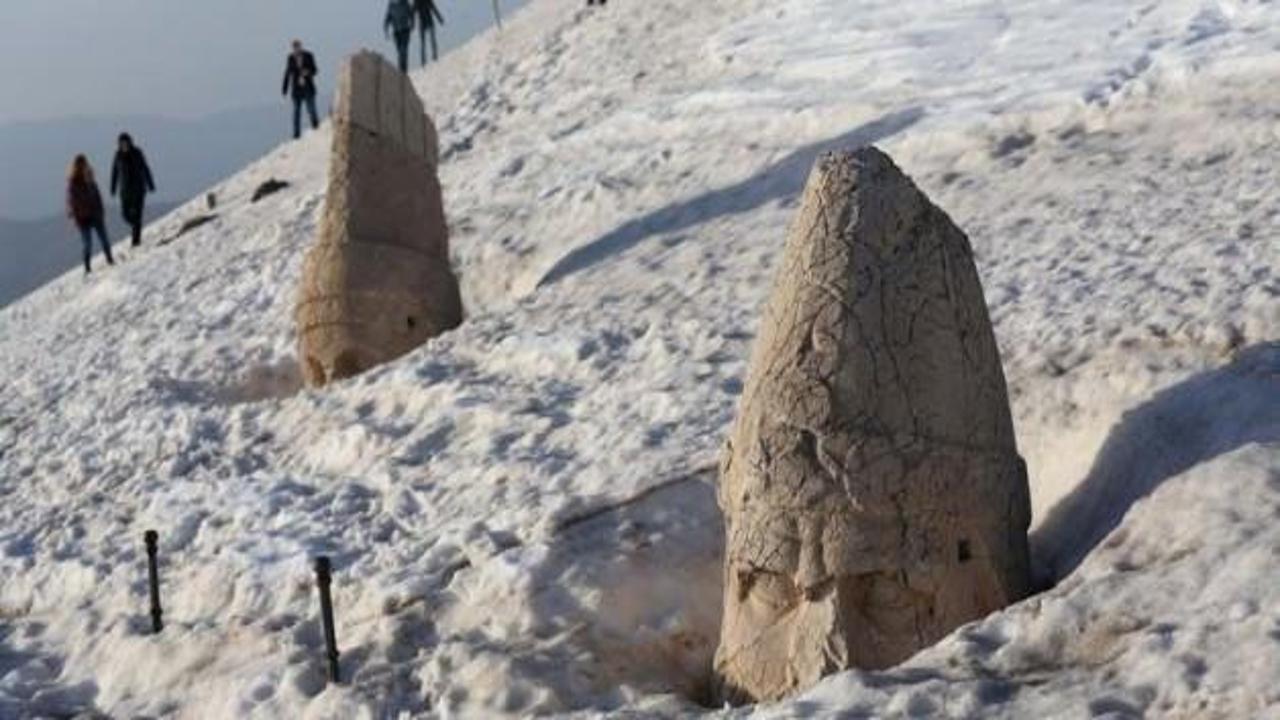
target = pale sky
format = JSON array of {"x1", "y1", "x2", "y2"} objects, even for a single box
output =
[{"x1": 0, "y1": 0, "x2": 520, "y2": 123}]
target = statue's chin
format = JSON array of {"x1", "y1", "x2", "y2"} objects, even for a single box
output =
[{"x1": 714, "y1": 568, "x2": 947, "y2": 704}]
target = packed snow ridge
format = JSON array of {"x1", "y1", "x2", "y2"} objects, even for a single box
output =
[{"x1": 0, "y1": 0, "x2": 1277, "y2": 718}]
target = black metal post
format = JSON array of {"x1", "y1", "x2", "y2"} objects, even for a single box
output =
[
  {"x1": 314, "y1": 556, "x2": 340, "y2": 684},
  {"x1": 144, "y1": 530, "x2": 163, "y2": 633}
]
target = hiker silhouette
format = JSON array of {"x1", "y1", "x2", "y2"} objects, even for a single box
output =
[
  {"x1": 282, "y1": 40, "x2": 320, "y2": 139},
  {"x1": 110, "y1": 133, "x2": 156, "y2": 247},
  {"x1": 414, "y1": 0, "x2": 445, "y2": 65},
  {"x1": 385, "y1": 0, "x2": 415, "y2": 72},
  {"x1": 66, "y1": 155, "x2": 115, "y2": 273}
]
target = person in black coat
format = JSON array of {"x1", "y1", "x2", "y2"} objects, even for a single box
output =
[
  {"x1": 413, "y1": 0, "x2": 445, "y2": 66},
  {"x1": 385, "y1": 1, "x2": 415, "y2": 73},
  {"x1": 110, "y1": 133, "x2": 156, "y2": 248},
  {"x1": 282, "y1": 40, "x2": 320, "y2": 139}
]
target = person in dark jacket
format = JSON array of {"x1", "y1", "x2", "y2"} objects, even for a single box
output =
[
  {"x1": 413, "y1": 0, "x2": 445, "y2": 66},
  {"x1": 282, "y1": 40, "x2": 320, "y2": 139},
  {"x1": 110, "y1": 133, "x2": 156, "y2": 247},
  {"x1": 66, "y1": 155, "x2": 115, "y2": 274},
  {"x1": 385, "y1": 0, "x2": 415, "y2": 73}
]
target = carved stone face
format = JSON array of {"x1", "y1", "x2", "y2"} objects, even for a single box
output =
[
  {"x1": 712, "y1": 148, "x2": 1031, "y2": 704},
  {"x1": 717, "y1": 562, "x2": 936, "y2": 702},
  {"x1": 296, "y1": 51, "x2": 460, "y2": 387},
  {"x1": 714, "y1": 440, "x2": 1025, "y2": 702}
]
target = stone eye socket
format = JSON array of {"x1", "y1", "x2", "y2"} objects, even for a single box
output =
[
  {"x1": 332, "y1": 350, "x2": 361, "y2": 380},
  {"x1": 305, "y1": 356, "x2": 327, "y2": 386},
  {"x1": 737, "y1": 569, "x2": 801, "y2": 610}
]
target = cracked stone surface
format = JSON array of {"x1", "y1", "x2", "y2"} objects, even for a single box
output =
[
  {"x1": 713, "y1": 147, "x2": 1032, "y2": 704},
  {"x1": 296, "y1": 51, "x2": 462, "y2": 386}
]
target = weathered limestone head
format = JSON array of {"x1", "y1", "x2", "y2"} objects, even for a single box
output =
[
  {"x1": 713, "y1": 147, "x2": 1031, "y2": 704},
  {"x1": 296, "y1": 50, "x2": 461, "y2": 386}
]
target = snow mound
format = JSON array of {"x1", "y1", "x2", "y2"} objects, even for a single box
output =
[{"x1": 758, "y1": 439, "x2": 1280, "y2": 719}]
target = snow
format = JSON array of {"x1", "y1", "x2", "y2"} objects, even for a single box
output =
[{"x1": 1, "y1": 0, "x2": 1278, "y2": 717}]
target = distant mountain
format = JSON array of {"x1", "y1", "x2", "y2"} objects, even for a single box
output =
[
  {"x1": 0, "y1": 105, "x2": 286, "y2": 221},
  {"x1": 0, "y1": 204, "x2": 177, "y2": 307}
]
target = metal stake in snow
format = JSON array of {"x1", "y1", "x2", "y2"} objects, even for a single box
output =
[
  {"x1": 314, "y1": 556, "x2": 341, "y2": 684},
  {"x1": 144, "y1": 530, "x2": 163, "y2": 633}
]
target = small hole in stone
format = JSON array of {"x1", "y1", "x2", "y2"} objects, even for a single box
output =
[
  {"x1": 957, "y1": 539, "x2": 972, "y2": 563},
  {"x1": 407, "y1": 316, "x2": 416, "y2": 329},
  {"x1": 797, "y1": 429, "x2": 818, "y2": 460}
]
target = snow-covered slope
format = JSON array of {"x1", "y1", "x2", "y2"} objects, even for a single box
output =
[{"x1": 1, "y1": 0, "x2": 1277, "y2": 718}]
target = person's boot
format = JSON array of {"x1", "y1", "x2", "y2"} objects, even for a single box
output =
[{"x1": 131, "y1": 224, "x2": 142, "y2": 247}]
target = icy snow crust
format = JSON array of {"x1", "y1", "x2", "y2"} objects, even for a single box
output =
[{"x1": 1, "y1": 0, "x2": 1277, "y2": 717}]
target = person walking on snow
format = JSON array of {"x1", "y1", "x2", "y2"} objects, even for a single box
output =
[
  {"x1": 282, "y1": 39, "x2": 320, "y2": 139},
  {"x1": 385, "y1": 0, "x2": 415, "y2": 73},
  {"x1": 110, "y1": 133, "x2": 156, "y2": 248},
  {"x1": 66, "y1": 155, "x2": 115, "y2": 274},
  {"x1": 413, "y1": 0, "x2": 445, "y2": 66}
]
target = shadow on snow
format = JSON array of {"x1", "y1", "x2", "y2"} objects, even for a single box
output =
[
  {"x1": 1032, "y1": 341, "x2": 1280, "y2": 585},
  {"x1": 536, "y1": 106, "x2": 927, "y2": 289}
]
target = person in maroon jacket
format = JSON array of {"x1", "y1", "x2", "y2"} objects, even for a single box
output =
[{"x1": 66, "y1": 155, "x2": 115, "y2": 274}]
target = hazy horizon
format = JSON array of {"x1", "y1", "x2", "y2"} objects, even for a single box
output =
[
  {"x1": 0, "y1": 106, "x2": 285, "y2": 220},
  {"x1": 0, "y1": 0, "x2": 522, "y2": 125},
  {"x1": 0, "y1": 0, "x2": 525, "y2": 221}
]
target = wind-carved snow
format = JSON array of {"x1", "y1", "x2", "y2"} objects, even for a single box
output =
[{"x1": 0, "y1": 0, "x2": 1278, "y2": 717}]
